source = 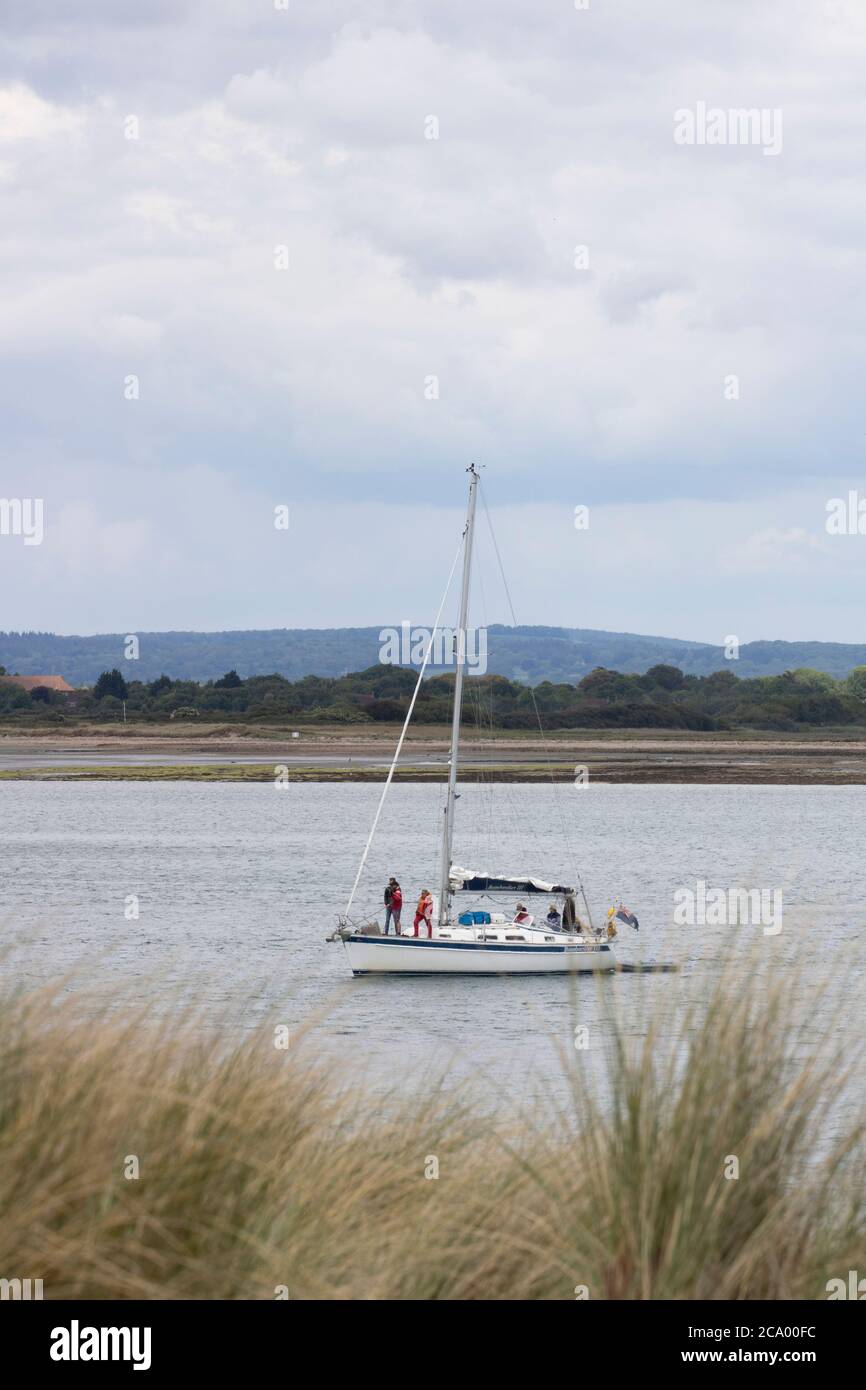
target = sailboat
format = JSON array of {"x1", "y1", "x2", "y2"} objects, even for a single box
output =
[{"x1": 331, "y1": 465, "x2": 620, "y2": 976}]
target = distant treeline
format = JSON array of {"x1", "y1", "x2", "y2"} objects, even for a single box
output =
[
  {"x1": 4, "y1": 662, "x2": 866, "y2": 731},
  {"x1": 4, "y1": 626, "x2": 866, "y2": 684}
]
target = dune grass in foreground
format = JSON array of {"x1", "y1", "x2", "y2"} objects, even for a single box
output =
[{"x1": 0, "y1": 965, "x2": 862, "y2": 1300}]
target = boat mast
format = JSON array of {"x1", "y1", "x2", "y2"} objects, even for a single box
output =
[{"x1": 438, "y1": 464, "x2": 480, "y2": 926}]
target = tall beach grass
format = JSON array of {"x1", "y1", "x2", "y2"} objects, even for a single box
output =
[{"x1": 0, "y1": 957, "x2": 862, "y2": 1300}]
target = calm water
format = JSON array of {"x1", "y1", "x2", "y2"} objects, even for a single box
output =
[{"x1": 1, "y1": 782, "x2": 863, "y2": 1110}]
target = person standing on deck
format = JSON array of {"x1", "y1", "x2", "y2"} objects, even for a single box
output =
[
  {"x1": 389, "y1": 880, "x2": 402, "y2": 934},
  {"x1": 413, "y1": 889, "x2": 434, "y2": 938},
  {"x1": 384, "y1": 877, "x2": 402, "y2": 934}
]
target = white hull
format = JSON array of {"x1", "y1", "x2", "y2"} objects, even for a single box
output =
[{"x1": 344, "y1": 932, "x2": 615, "y2": 975}]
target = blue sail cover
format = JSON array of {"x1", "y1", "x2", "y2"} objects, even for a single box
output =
[{"x1": 449, "y1": 866, "x2": 575, "y2": 895}]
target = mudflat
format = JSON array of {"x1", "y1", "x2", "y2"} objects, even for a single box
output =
[{"x1": 1, "y1": 724, "x2": 865, "y2": 782}]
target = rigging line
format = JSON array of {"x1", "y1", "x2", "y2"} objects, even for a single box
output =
[
  {"x1": 469, "y1": 551, "x2": 496, "y2": 869},
  {"x1": 343, "y1": 535, "x2": 464, "y2": 922},
  {"x1": 478, "y1": 479, "x2": 594, "y2": 928},
  {"x1": 473, "y1": 519, "x2": 535, "y2": 866},
  {"x1": 467, "y1": 682, "x2": 495, "y2": 871}
]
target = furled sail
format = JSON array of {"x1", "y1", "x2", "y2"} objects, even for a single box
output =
[{"x1": 449, "y1": 865, "x2": 576, "y2": 895}]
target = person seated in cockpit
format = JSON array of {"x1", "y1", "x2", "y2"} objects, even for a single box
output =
[{"x1": 546, "y1": 902, "x2": 562, "y2": 930}]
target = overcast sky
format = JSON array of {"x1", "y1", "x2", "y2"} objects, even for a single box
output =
[{"x1": 1, "y1": 0, "x2": 865, "y2": 642}]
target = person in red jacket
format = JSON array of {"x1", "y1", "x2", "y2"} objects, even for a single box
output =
[
  {"x1": 413, "y1": 889, "x2": 434, "y2": 939},
  {"x1": 384, "y1": 877, "x2": 402, "y2": 934}
]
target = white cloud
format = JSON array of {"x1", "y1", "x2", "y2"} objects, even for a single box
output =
[
  {"x1": 0, "y1": 2, "x2": 864, "y2": 638},
  {"x1": 0, "y1": 81, "x2": 84, "y2": 142}
]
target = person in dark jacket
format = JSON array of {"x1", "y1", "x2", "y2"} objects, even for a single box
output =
[{"x1": 384, "y1": 877, "x2": 403, "y2": 934}]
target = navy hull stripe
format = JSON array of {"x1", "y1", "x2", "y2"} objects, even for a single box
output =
[{"x1": 349, "y1": 935, "x2": 610, "y2": 956}]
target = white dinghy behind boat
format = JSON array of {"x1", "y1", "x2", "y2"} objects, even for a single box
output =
[{"x1": 329, "y1": 465, "x2": 625, "y2": 977}]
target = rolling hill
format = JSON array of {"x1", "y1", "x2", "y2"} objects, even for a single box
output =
[{"x1": 1, "y1": 626, "x2": 865, "y2": 686}]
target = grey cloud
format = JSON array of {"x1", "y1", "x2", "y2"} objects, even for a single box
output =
[{"x1": 1, "y1": 1, "x2": 865, "y2": 634}]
